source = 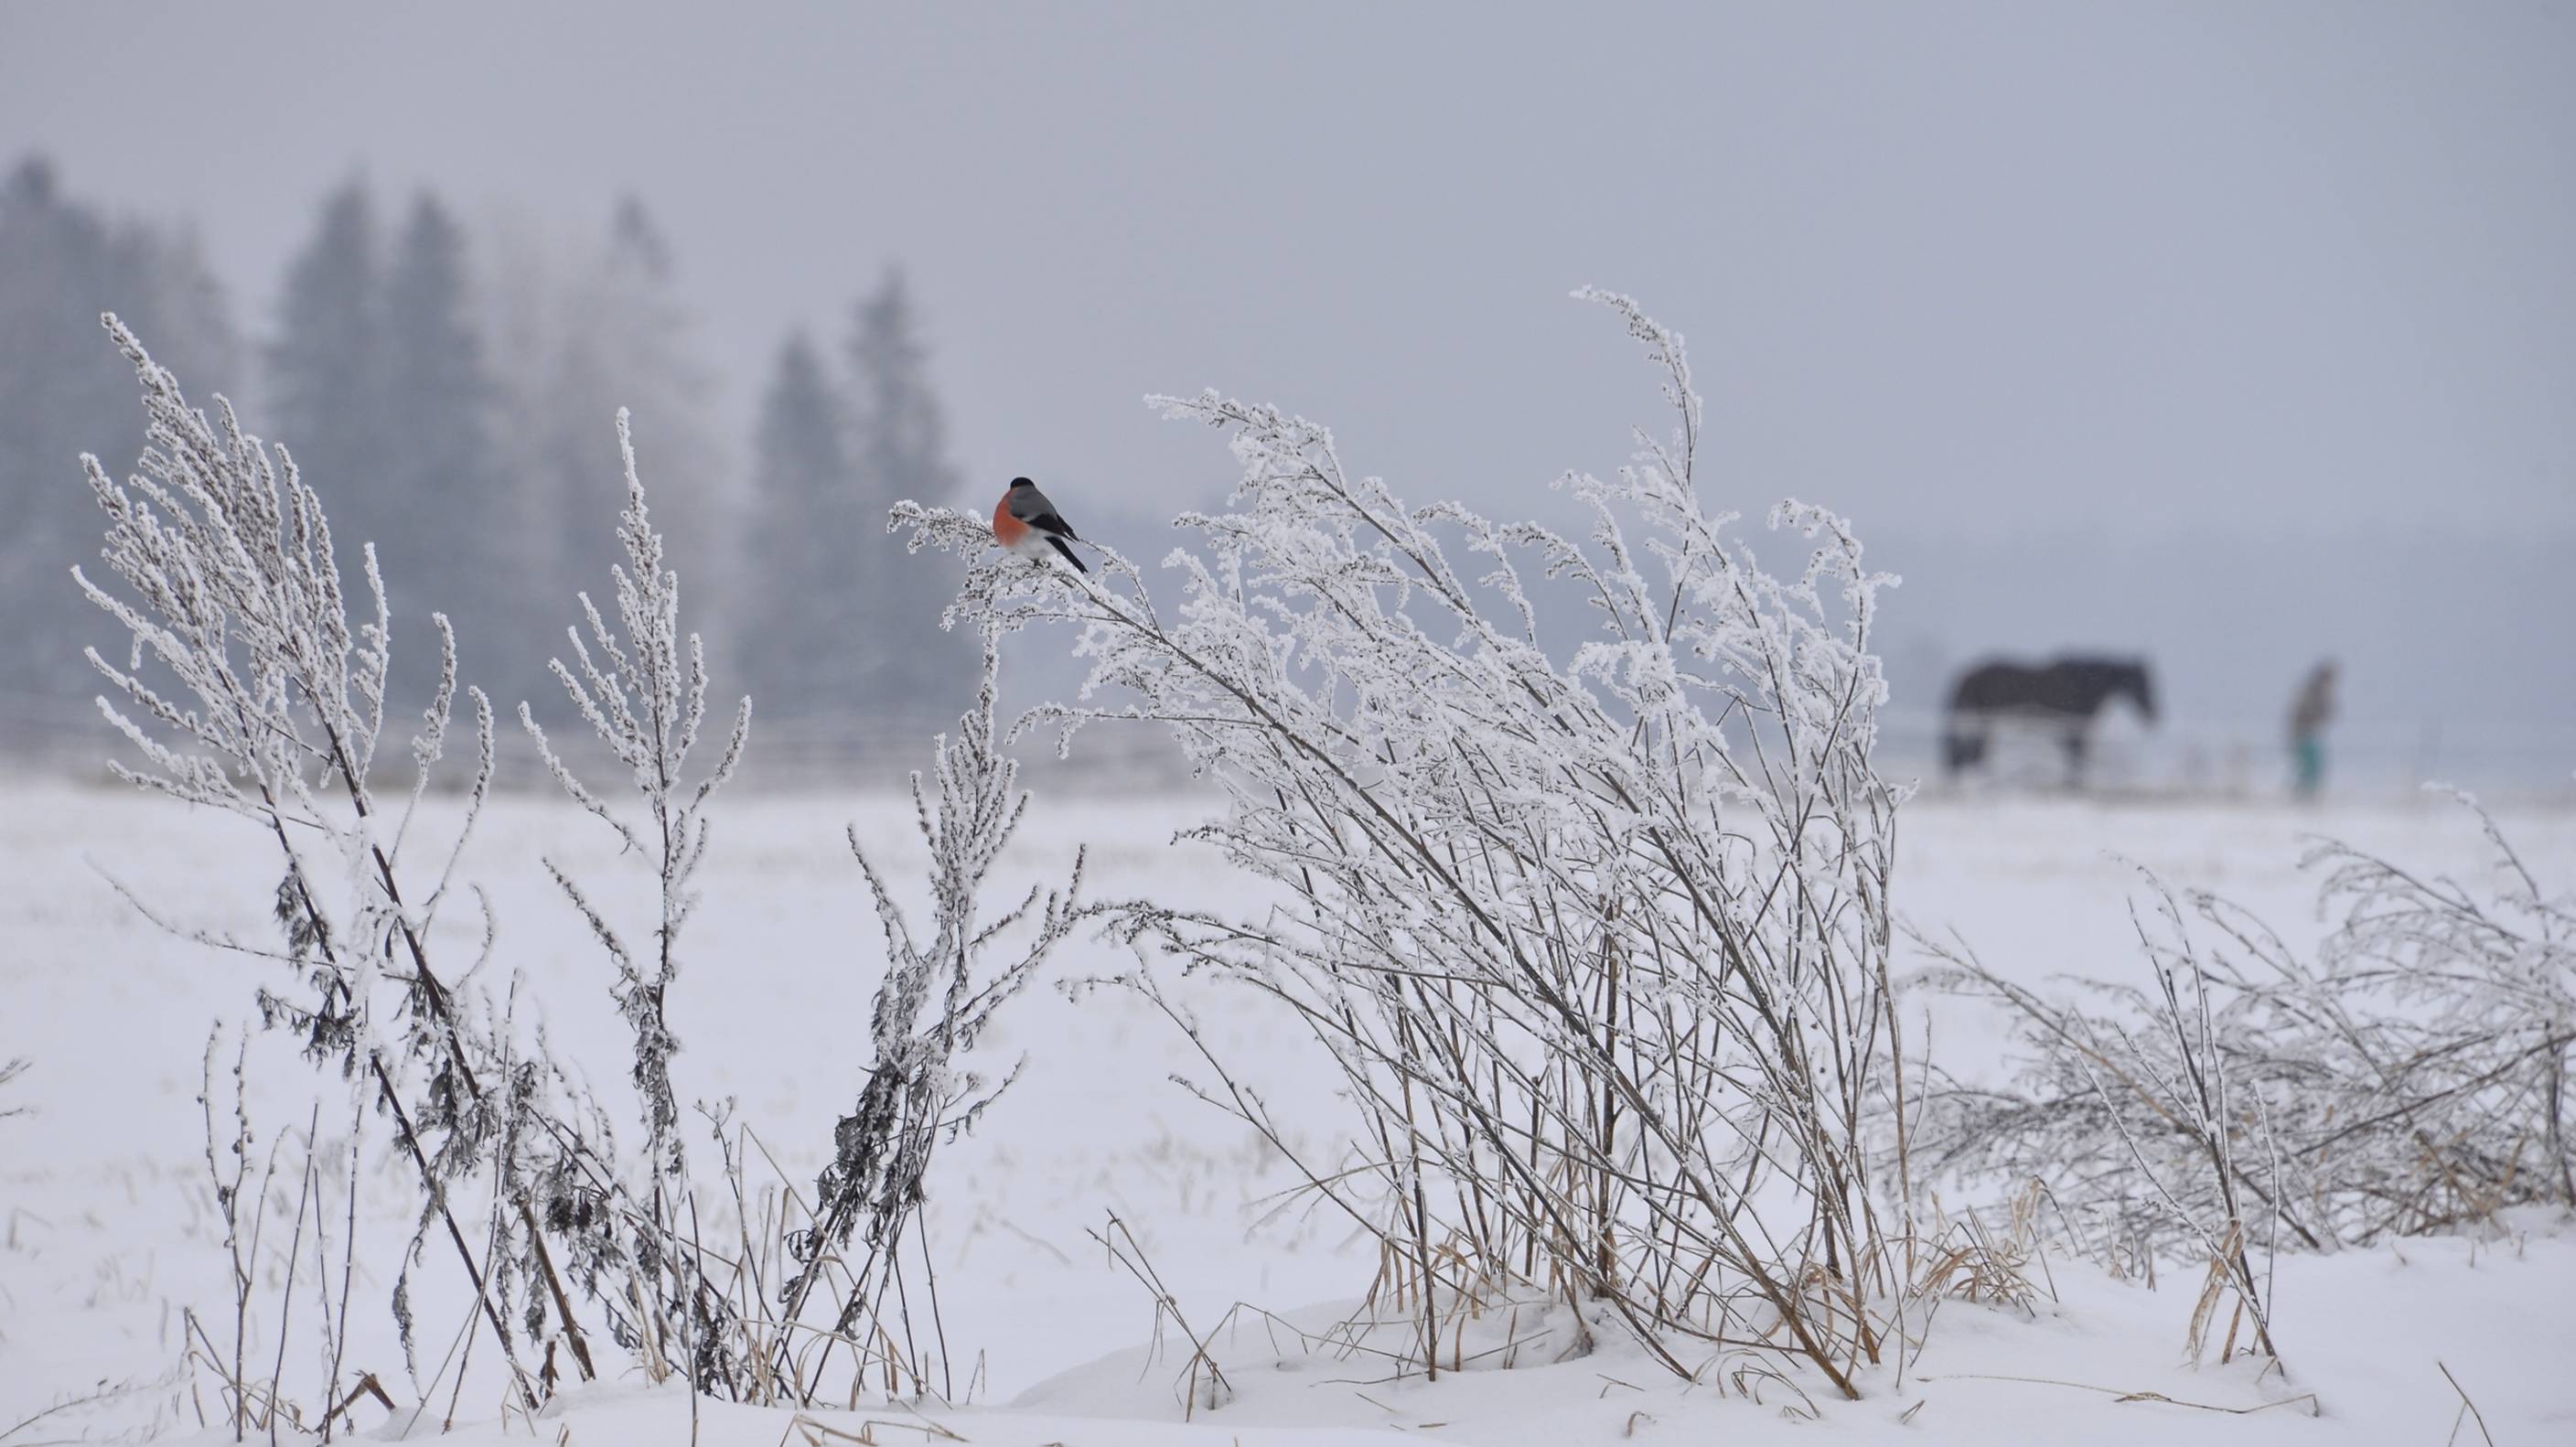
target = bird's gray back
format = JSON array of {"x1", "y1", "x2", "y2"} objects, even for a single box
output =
[{"x1": 1009, "y1": 485, "x2": 1073, "y2": 536}]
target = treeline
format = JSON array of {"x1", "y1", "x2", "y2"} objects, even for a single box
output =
[
  {"x1": 0, "y1": 154, "x2": 971, "y2": 754},
  {"x1": 1, "y1": 157, "x2": 239, "y2": 735}
]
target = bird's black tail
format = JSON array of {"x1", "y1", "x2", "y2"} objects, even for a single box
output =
[{"x1": 1047, "y1": 536, "x2": 1089, "y2": 574}]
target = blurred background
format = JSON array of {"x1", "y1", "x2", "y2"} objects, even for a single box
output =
[{"x1": 3, "y1": 2, "x2": 2569, "y2": 796}]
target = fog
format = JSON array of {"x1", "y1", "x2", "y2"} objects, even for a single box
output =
[{"x1": 4, "y1": 2, "x2": 2570, "y2": 787}]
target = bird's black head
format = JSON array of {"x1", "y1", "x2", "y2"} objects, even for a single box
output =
[{"x1": 1009, "y1": 477, "x2": 1035, "y2": 489}]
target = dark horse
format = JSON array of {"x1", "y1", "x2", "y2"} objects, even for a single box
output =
[{"x1": 1944, "y1": 656, "x2": 2157, "y2": 785}]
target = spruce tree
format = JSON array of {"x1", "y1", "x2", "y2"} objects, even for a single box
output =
[
  {"x1": 843, "y1": 268, "x2": 976, "y2": 723},
  {"x1": 481, "y1": 196, "x2": 728, "y2": 708},
  {"x1": 264, "y1": 179, "x2": 380, "y2": 524},
  {"x1": 375, "y1": 192, "x2": 527, "y2": 699},
  {"x1": 593, "y1": 198, "x2": 725, "y2": 605},
  {"x1": 737, "y1": 331, "x2": 859, "y2": 720}
]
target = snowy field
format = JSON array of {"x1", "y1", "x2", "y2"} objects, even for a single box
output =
[{"x1": 5, "y1": 777, "x2": 2572, "y2": 1444}]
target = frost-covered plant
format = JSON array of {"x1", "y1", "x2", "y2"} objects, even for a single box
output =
[
  {"x1": 1918, "y1": 790, "x2": 2574, "y2": 1283},
  {"x1": 896, "y1": 291, "x2": 1907, "y2": 1398},
  {"x1": 72, "y1": 313, "x2": 581, "y2": 1406},
  {"x1": 74, "y1": 314, "x2": 1058, "y2": 1421},
  {"x1": 770, "y1": 640, "x2": 1081, "y2": 1401},
  {"x1": 519, "y1": 408, "x2": 751, "y2": 1388},
  {"x1": 1916, "y1": 884, "x2": 2289, "y2": 1367}
]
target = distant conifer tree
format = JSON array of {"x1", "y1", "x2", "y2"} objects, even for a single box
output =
[
  {"x1": 264, "y1": 178, "x2": 381, "y2": 523},
  {"x1": 737, "y1": 331, "x2": 864, "y2": 719},
  {"x1": 843, "y1": 268, "x2": 975, "y2": 723},
  {"x1": 374, "y1": 193, "x2": 532, "y2": 699},
  {"x1": 478, "y1": 196, "x2": 731, "y2": 711}
]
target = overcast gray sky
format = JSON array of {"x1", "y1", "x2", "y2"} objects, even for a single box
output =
[{"x1": 7, "y1": 1, "x2": 2571, "y2": 542}]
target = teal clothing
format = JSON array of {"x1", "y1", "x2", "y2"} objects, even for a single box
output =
[
  {"x1": 2288, "y1": 663, "x2": 2336, "y2": 799},
  {"x1": 2293, "y1": 735, "x2": 2324, "y2": 797}
]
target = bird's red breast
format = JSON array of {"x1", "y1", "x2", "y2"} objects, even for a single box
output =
[{"x1": 993, "y1": 495, "x2": 1029, "y2": 547}]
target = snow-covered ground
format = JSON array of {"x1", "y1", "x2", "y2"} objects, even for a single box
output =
[{"x1": 4, "y1": 777, "x2": 2571, "y2": 1444}]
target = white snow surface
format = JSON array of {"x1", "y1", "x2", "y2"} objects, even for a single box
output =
[{"x1": 3, "y1": 778, "x2": 2571, "y2": 1444}]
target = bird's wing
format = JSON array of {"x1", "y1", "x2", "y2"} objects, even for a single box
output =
[{"x1": 1009, "y1": 486, "x2": 1079, "y2": 539}]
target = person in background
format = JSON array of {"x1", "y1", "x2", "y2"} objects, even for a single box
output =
[{"x1": 2288, "y1": 659, "x2": 2338, "y2": 799}]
